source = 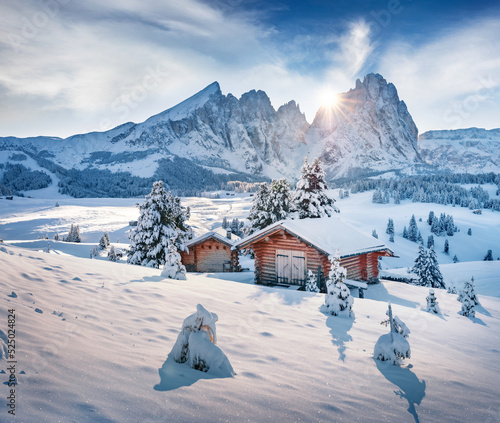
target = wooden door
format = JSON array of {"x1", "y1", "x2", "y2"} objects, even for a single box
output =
[{"x1": 276, "y1": 250, "x2": 306, "y2": 285}]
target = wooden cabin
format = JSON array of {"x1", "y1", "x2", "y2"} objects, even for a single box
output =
[
  {"x1": 232, "y1": 218, "x2": 394, "y2": 287},
  {"x1": 181, "y1": 232, "x2": 239, "y2": 273}
]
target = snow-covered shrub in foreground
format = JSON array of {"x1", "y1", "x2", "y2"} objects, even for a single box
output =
[
  {"x1": 426, "y1": 289, "x2": 441, "y2": 314},
  {"x1": 320, "y1": 252, "x2": 354, "y2": 318},
  {"x1": 374, "y1": 303, "x2": 411, "y2": 365},
  {"x1": 170, "y1": 304, "x2": 234, "y2": 377},
  {"x1": 458, "y1": 277, "x2": 478, "y2": 318}
]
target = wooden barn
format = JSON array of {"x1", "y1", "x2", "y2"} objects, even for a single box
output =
[
  {"x1": 181, "y1": 231, "x2": 239, "y2": 273},
  {"x1": 232, "y1": 218, "x2": 394, "y2": 287}
]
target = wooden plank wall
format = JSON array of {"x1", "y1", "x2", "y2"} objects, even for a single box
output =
[
  {"x1": 252, "y1": 230, "x2": 329, "y2": 285},
  {"x1": 181, "y1": 239, "x2": 232, "y2": 272}
]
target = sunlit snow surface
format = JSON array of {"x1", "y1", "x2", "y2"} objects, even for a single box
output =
[{"x1": 0, "y1": 190, "x2": 499, "y2": 422}]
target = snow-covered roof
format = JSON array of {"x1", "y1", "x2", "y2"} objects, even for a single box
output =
[
  {"x1": 233, "y1": 217, "x2": 394, "y2": 258},
  {"x1": 186, "y1": 231, "x2": 235, "y2": 248}
]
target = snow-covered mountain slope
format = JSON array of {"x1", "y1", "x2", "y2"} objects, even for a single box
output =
[
  {"x1": 1, "y1": 241, "x2": 499, "y2": 422},
  {"x1": 418, "y1": 128, "x2": 500, "y2": 173},
  {"x1": 309, "y1": 74, "x2": 420, "y2": 178}
]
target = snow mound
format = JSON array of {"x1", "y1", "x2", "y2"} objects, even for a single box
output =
[
  {"x1": 374, "y1": 332, "x2": 411, "y2": 365},
  {"x1": 170, "y1": 304, "x2": 234, "y2": 377}
]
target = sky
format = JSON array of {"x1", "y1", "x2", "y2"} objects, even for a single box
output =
[{"x1": 0, "y1": 0, "x2": 499, "y2": 138}]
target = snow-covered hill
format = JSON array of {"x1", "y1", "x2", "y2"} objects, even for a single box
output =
[{"x1": 1, "y1": 240, "x2": 500, "y2": 422}]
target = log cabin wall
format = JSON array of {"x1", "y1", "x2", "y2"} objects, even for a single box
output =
[
  {"x1": 251, "y1": 230, "x2": 330, "y2": 285},
  {"x1": 181, "y1": 238, "x2": 233, "y2": 272}
]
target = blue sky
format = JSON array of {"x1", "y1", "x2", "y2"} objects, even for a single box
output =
[{"x1": 0, "y1": 0, "x2": 499, "y2": 137}]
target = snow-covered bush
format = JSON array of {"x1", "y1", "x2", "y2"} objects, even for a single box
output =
[
  {"x1": 99, "y1": 234, "x2": 108, "y2": 250},
  {"x1": 305, "y1": 270, "x2": 320, "y2": 293},
  {"x1": 128, "y1": 181, "x2": 192, "y2": 268},
  {"x1": 91, "y1": 245, "x2": 99, "y2": 258},
  {"x1": 426, "y1": 289, "x2": 441, "y2": 314},
  {"x1": 484, "y1": 249, "x2": 493, "y2": 261},
  {"x1": 170, "y1": 304, "x2": 234, "y2": 377},
  {"x1": 374, "y1": 303, "x2": 411, "y2": 365},
  {"x1": 293, "y1": 157, "x2": 338, "y2": 219},
  {"x1": 320, "y1": 252, "x2": 354, "y2": 318},
  {"x1": 161, "y1": 239, "x2": 187, "y2": 280}
]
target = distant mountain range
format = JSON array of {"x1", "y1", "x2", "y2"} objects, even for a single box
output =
[{"x1": 0, "y1": 73, "x2": 499, "y2": 196}]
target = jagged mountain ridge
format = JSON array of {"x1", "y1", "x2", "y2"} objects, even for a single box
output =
[{"x1": 1, "y1": 74, "x2": 498, "y2": 197}]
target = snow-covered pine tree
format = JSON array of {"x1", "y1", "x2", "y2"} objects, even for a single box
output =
[
  {"x1": 408, "y1": 215, "x2": 419, "y2": 242},
  {"x1": 389, "y1": 233, "x2": 394, "y2": 243},
  {"x1": 431, "y1": 215, "x2": 440, "y2": 235},
  {"x1": 305, "y1": 270, "x2": 320, "y2": 293},
  {"x1": 403, "y1": 226, "x2": 408, "y2": 239},
  {"x1": 453, "y1": 254, "x2": 459, "y2": 263},
  {"x1": 128, "y1": 181, "x2": 192, "y2": 268},
  {"x1": 161, "y1": 238, "x2": 187, "y2": 280},
  {"x1": 99, "y1": 234, "x2": 108, "y2": 250},
  {"x1": 458, "y1": 277, "x2": 479, "y2": 305},
  {"x1": 293, "y1": 157, "x2": 338, "y2": 219},
  {"x1": 372, "y1": 189, "x2": 383, "y2": 204},
  {"x1": 104, "y1": 232, "x2": 110, "y2": 245},
  {"x1": 427, "y1": 235, "x2": 434, "y2": 249},
  {"x1": 484, "y1": 249, "x2": 494, "y2": 261},
  {"x1": 426, "y1": 289, "x2": 441, "y2": 314},
  {"x1": 421, "y1": 247, "x2": 446, "y2": 289},
  {"x1": 65, "y1": 224, "x2": 81, "y2": 243},
  {"x1": 386, "y1": 218, "x2": 394, "y2": 236},
  {"x1": 108, "y1": 245, "x2": 117, "y2": 262},
  {"x1": 444, "y1": 239, "x2": 449, "y2": 255},
  {"x1": 245, "y1": 183, "x2": 272, "y2": 236},
  {"x1": 446, "y1": 215, "x2": 455, "y2": 236},
  {"x1": 54, "y1": 233, "x2": 59, "y2": 241},
  {"x1": 268, "y1": 179, "x2": 292, "y2": 223},
  {"x1": 92, "y1": 245, "x2": 99, "y2": 258},
  {"x1": 467, "y1": 228, "x2": 472, "y2": 236},
  {"x1": 372, "y1": 229, "x2": 378, "y2": 239},
  {"x1": 320, "y1": 251, "x2": 354, "y2": 318},
  {"x1": 427, "y1": 211, "x2": 434, "y2": 226},
  {"x1": 411, "y1": 244, "x2": 426, "y2": 283},
  {"x1": 222, "y1": 217, "x2": 229, "y2": 229},
  {"x1": 458, "y1": 277, "x2": 477, "y2": 317}
]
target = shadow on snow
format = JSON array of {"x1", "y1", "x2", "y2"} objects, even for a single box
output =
[
  {"x1": 154, "y1": 355, "x2": 231, "y2": 392},
  {"x1": 374, "y1": 359, "x2": 426, "y2": 423},
  {"x1": 325, "y1": 315, "x2": 354, "y2": 362}
]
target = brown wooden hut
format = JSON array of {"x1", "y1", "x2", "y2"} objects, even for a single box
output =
[
  {"x1": 181, "y1": 232, "x2": 239, "y2": 273},
  {"x1": 232, "y1": 217, "x2": 394, "y2": 287}
]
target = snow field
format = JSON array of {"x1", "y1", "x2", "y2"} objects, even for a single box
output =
[{"x1": 1, "y1": 243, "x2": 499, "y2": 422}]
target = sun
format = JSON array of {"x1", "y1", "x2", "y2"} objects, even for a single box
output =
[{"x1": 319, "y1": 88, "x2": 340, "y2": 110}]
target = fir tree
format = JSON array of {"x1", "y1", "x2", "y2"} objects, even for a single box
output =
[
  {"x1": 293, "y1": 157, "x2": 338, "y2": 219},
  {"x1": 305, "y1": 270, "x2": 320, "y2": 293},
  {"x1": 446, "y1": 215, "x2": 455, "y2": 236},
  {"x1": 467, "y1": 228, "x2": 472, "y2": 236},
  {"x1": 268, "y1": 179, "x2": 292, "y2": 223},
  {"x1": 128, "y1": 181, "x2": 192, "y2": 268},
  {"x1": 99, "y1": 234, "x2": 108, "y2": 250},
  {"x1": 320, "y1": 251, "x2": 354, "y2": 318},
  {"x1": 92, "y1": 245, "x2": 99, "y2": 258},
  {"x1": 403, "y1": 226, "x2": 408, "y2": 239},
  {"x1": 161, "y1": 238, "x2": 187, "y2": 280},
  {"x1": 431, "y1": 215, "x2": 440, "y2": 235},
  {"x1": 484, "y1": 249, "x2": 494, "y2": 261},
  {"x1": 453, "y1": 254, "x2": 459, "y2": 263},
  {"x1": 411, "y1": 245, "x2": 426, "y2": 282},
  {"x1": 372, "y1": 229, "x2": 378, "y2": 239},
  {"x1": 245, "y1": 183, "x2": 272, "y2": 235},
  {"x1": 65, "y1": 224, "x2": 81, "y2": 243},
  {"x1": 104, "y1": 232, "x2": 110, "y2": 245},
  {"x1": 427, "y1": 211, "x2": 434, "y2": 226},
  {"x1": 54, "y1": 233, "x2": 59, "y2": 241},
  {"x1": 222, "y1": 217, "x2": 229, "y2": 229},
  {"x1": 426, "y1": 289, "x2": 441, "y2": 314},
  {"x1": 444, "y1": 239, "x2": 449, "y2": 255},
  {"x1": 108, "y1": 246, "x2": 117, "y2": 262},
  {"x1": 386, "y1": 218, "x2": 394, "y2": 236},
  {"x1": 374, "y1": 303, "x2": 411, "y2": 365},
  {"x1": 458, "y1": 277, "x2": 477, "y2": 317},
  {"x1": 421, "y1": 247, "x2": 446, "y2": 289},
  {"x1": 389, "y1": 233, "x2": 394, "y2": 243},
  {"x1": 427, "y1": 235, "x2": 434, "y2": 249},
  {"x1": 407, "y1": 215, "x2": 419, "y2": 242}
]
